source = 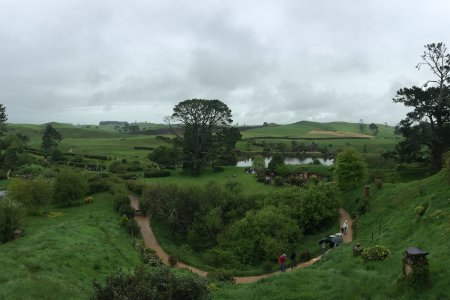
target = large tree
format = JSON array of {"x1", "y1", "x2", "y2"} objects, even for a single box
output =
[
  {"x1": 168, "y1": 99, "x2": 233, "y2": 173},
  {"x1": 41, "y1": 124, "x2": 63, "y2": 154},
  {"x1": 393, "y1": 43, "x2": 450, "y2": 169}
]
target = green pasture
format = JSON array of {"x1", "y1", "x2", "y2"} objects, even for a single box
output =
[{"x1": 0, "y1": 193, "x2": 141, "y2": 300}]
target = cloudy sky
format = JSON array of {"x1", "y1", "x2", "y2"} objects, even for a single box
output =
[{"x1": 0, "y1": 0, "x2": 449, "y2": 125}]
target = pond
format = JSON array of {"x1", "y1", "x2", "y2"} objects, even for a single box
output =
[{"x1": 236, "y1": 156, "x2": 334, "y2": 167}]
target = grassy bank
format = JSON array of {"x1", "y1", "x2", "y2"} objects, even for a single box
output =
[{"x1": 0, "y1": 193, "x2": 141, "y2": 300}]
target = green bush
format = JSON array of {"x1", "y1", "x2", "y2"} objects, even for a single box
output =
[
  {"x1": 126, "y1": 181, "x2": 145, "y2": 195},
  {"x1": 274, "y1": 176, "x2": 284, "y2": 186},
  {"x1": 53, "y1": 169, "x2": 88, "y2": 207},
  {"x1": 7, "y1": 178, "x2": 53, "y2": 215},
  {"x1": 361, "y1": 245, "x2": 391, "y2": 262},
  {"x1": 113, "y1": 193, "x2": 130, "y2": 212},
  {"x1": 138, "y1": 197, "x2": 151, "y2": 216},
  {"x1": 0, "y1": 197, "x2": 26, "y2": 243},
  {"x1": 118, "y1": 204, "x2": 135, "y2": 219},
  {"x1": 415, "y1": 201, "x2": 429, "y2": 217},
  {"x1": 92, "y1": 266, "x2": 209, "y2": 300},
  {"x1": 141, "y1": 248, "x2": 163, "y2": 267},
  {"x1": 205, "y1": 248, "x2": 238, "y2": 268},
  {"x1": 143, "y1": 169, "x2": 171, "y2": 178},
  {"x1": 124, "y1": 218, "x2": 140, "y2": 236},
  {"x1": 87, "y1": 176, "x2": 111, "y2": 194}
]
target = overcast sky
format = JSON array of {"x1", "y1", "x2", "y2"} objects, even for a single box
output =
[{"x1": 0, "y1": 0, "x2": 449, "y2": 125}]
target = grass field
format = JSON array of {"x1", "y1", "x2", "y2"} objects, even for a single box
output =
[
  {"x1": 212, "y1": 171, "x2": 450, "y2": 299},
  {"x1": 0, "y1": 193, "x2": 141, "y2": 300}
]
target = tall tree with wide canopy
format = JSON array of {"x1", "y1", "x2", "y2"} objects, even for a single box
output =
[
  {"x1": 393, "y1": 43, "x2": 450, "y2": 169},
  {"x1": 168, "y1": 99, "x2": 233, "y2": 173}
]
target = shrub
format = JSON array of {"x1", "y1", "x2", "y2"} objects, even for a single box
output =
[
  {"x1": 143, "y1": 169, "x2": 170, "y2": 178},
  {"x1": 274, "y1": 176, "x2": 284, "y2": 186},
  {"x1": 7, "y1": 178, "x2": 53, "y2": 215},
  {"x1": 84, "y1": 196, "x2": 93, "y2": 204},
  {"x1": 361, "y1": 245, "x2": 391, "y2": 262},
  {"x1": 118, "y1": 204, "x2": 135, "y2": 219},
  {"x1": 92, "y1": 266, "x2": 209, "y2": 300},
  {"x1": 126, "y1": 181, "x2": 145, "y2": 194},
  {"x1": 142, "y1": 248, "x2": 163, "y2": 267},
  {"x1": 113, "y1": 194, "x2": 130, "y2": 212},
  {"x1": 139, "y1": 197, "x2": 151, "y2": 216},
  {"x1": 53, "y1": 169, "x2": 88, "y2": 207},
  {"x1": 87, "y1": 177, "x2": 111, "y2": 194},
  {"x1": 124, "y1": 218, "x2": 140, "y2": 236},
  {"x1": 0, "y1": 197, "x2": 26, "y2": 243},
  {"x1": 415, "y1": 201, "x2": 429, "y2": 217},
  {"x1": 205, "y1": 248, "x2": 238, "y2": 268}
]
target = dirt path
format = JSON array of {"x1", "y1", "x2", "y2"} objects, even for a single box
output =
[{"x1": 130, "y1": 195, "x2": 353, "y2": 284}]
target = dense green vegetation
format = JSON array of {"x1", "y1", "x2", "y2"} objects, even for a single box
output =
[{"x1": 213, "y1": 171, "x2": 450, "y2": 299}]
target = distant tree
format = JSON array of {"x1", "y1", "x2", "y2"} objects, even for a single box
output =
[
  {"x1": 334, "y1": 147, "x2": 367, "y2": 191},
  {"x1": 393, "y1": 43, "x2": 450, "y2": 169},
  {"x1": 0, "y1": 104, "x2": 7, "y2": 136},
  {"x1": 369, "y1": 123, "x2": 379, "y2": 136},
  {"x1": 394, "y1": 124, "x2": 402, "y2": 135},
  {"x1": 213, "y1": 127, "x2": 242, "y2": 166},
  {"x1": 53, "y1": 169, "x2": 88, "y2": 206},
  {"x1": 128, "y1": 124, "x2": 140, "y2": 133},
  {"x1": 263, "y1": 122, "x2": 269, "y2": 127},
  {"x1": 359, "y1": 119, "x2": 366, "y2": 132},
  {"x1": 268, "y1": 153, "x2": 285, "y2": 172},
  {"x1": 167, "y1": 99, "x2": 233, "y2": 173},
  {"x1": 16, "y1": 134, "x2": 30, "y2": 146},
  {"x1": 252, "y1": 155, "x2": 266, "y2": 179},
  {"x1": 148, "y1": 146, "x2": 180, "y2": 169},
  {"x1": 41, "y1": 124, "x2": 63, "y2": 154}
]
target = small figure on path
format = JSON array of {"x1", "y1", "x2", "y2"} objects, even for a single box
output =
[
  {"x1": 290, "y1": 250, "x2": 297, "y2": 269},
  {"x1": 343, "y1": 220, "x2": 348, "y2": 235},
  {"x1": 278, "y1": 253, "x2": 287, "y2": 272}
]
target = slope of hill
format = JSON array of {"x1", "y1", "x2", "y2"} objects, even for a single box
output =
[
  {"x1": 241, "y1": 121, "x2": 394, "y2": 139},
  {"x1": 212, "y1": 171, "x2": 450, "y2": 299}
]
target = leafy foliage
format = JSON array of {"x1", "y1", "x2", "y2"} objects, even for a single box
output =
[
  {"x1": 361, "y1": 245, "x2": 391, "y2": 262},
  {"x1": 148, "y1": 145, "x2": 179, "y2": 169},
  {"x1": 93, "y1": 266, "x2": 209, "y2": 300},
  {"x1": 7, "y1": 179, "x2": 53, "y2": 215},
  {"x1": 169, "y1": 99, "x2": 234, "y2": 173},
  {"x1": 392, "y1": 43, "x2": 450, "y2": 169},
  {"x1": 334, "y1": 147, "x2": 367, "y2": 191},
  {"x1": 41, "y1": 124, "x2": 63, "y2": 154},
  {"x1": 0, "y1": 197, "x2": 25, "y2": 243},
  {"x1": 268, "y1": 153, "x2": 284, "y2": 172},
  {"x1": 53, "y1": 169, "x2": 88, "y2": 207}
]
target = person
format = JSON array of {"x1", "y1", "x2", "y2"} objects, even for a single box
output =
[
  {"x1": 343, "y1": 220, "x2": 348, "y2": 235},
  {"x1": 278, "y1": 253, "x2": 287, "y2": 272},
  {"x1": 290, "y1": 250, "x2": 297, "y2": 269}
]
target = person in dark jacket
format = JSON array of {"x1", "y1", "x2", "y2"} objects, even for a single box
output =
[{"x1": 290, "y1": 250, "x2": 297, "y2": 269}]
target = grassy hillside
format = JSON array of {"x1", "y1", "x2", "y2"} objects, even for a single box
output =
[
  {"x1": 240, "y1": 121, "x2": 394, "y2": 139},
  {"x1": 0, "y1": 193, "x2": 141, "y2": 300},
  {"x1": 213, "y1": 171, "x2": 450, "y2": 299}
]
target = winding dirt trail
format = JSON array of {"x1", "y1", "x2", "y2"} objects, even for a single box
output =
[{"x1": 130, "y1": 195, "x2": 353, "y2": 284}]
